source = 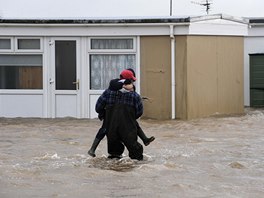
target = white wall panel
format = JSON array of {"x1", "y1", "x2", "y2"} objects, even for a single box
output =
[
  {"x1": 0, "y1": 94, "x2": 43, "y2": 117},
  {"x1": 55, "y1": 95, "x2": 77, "y2": 118}
]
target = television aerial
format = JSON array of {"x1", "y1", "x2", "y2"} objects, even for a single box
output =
[{"x1": 191, "y1": 0, "x2": 213, "y2": 14}]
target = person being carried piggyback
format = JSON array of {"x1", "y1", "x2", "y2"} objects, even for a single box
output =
[{"x1": 88, "y1": 68, "x2": 155, "y2": 158}]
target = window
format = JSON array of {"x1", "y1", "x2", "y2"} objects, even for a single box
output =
[
  {"x1": 17, "y1": 39, "x2": 41, "y2": 50},
  {"x1": 90, "y1": 54, "x2": 136, "y2": 90},
  {"x1": 0, "y1": 54, "x2": 43, "y2": 89},
  {"x1": 0, "y1": 37, "x2": 43, "y2": 89},
  {"x1": 91, "y1": 39, "x2": 133, "y2": 49},
  {"x1": 0, "y1": 39, "x2": 11, "y2": 50},
  {"x1": 89, "y1": 38, "x2": 136, "y2": 90},
  {"x1": 55, "y1": 40, "x2": 76, "y2": 90}
]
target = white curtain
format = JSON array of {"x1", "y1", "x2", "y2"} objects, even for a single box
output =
[
  {"x1": 91, "y1": 39, "x2": 133, "y2": 49},
  {"x1": 90, "y1": 54, "x2": 136, "y2": 90}
]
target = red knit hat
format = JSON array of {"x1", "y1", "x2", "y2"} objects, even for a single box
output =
[{"x1": 120, "y1": 69, "x2": 136, "y2": 81}]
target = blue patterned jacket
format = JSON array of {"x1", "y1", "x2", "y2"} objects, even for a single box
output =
[{"x1": 95, "y1": 89, "x2": 143, "y2": 119}]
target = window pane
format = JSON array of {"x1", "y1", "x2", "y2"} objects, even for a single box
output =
[
  {"x1": 0, "y1": 66, "x2": 43, "y2": 89},
  {"x1": 0, "y1": 54, "x2": 42, "y2": 66},
  {"x1": 90, "y1": 54, "x2": 136, "y2": 90},
  {"x1": 18, "y1": 39, "x2": 40, "y2": 49},
  {"x1": 91, "y1": 39, "x2": 133, "y2": 49},
  {"x1": 0, "y1": 54, "x2": 43, "y2": 89},
  {"x1": 0, "y1": 39, "x2": 11, "y2": 49},
  {"x1": 55, "y1": 41, "x2": 76, "y2": 90}
]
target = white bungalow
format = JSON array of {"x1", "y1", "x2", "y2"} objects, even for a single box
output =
[{"x1": 0, "y1": 14, "x2": 248, "y2": 119}]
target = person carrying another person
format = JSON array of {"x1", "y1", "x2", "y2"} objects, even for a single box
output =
[{"x1": 88, "y1": 69, "x2": 154, "y2": 160}]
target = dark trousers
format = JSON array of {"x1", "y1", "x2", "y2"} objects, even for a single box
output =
[
  {"x1": 95, "y1": 127, "x2": 107, "y2": 140},
  {"x1": 105, "y1": 104, "x2": 143, "y2": 160}
]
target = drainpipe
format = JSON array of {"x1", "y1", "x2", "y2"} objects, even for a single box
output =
[{"x1": 170, "y1": 25, "x2": 176, "y2": 119}]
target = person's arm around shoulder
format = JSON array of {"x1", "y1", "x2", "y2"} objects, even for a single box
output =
[{"x1": 109, "y1": 79, "x2": 123, "y2": 91}]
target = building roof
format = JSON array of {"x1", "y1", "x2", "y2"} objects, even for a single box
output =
[
  {"x1": 0, "y1": 17, "x2": 189, "y2": 24},
  {"x1": 248, "y1": 18, "x2": 264, "y2": 23},
  {"x1": 0, "y1": 14, "x2": 248, "y2": 25},
  {"x1": 247, "y1": 18, "x2": 264, "y2": 26},
  {"x1": 0, "y1": 14, "x2": 249, "y2": 37}
]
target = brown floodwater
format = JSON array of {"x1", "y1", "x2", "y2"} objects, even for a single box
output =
[{"x1": 0, "y1": 108, "x2": 263, "y2": 198}]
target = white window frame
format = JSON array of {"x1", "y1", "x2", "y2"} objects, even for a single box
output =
[
  {"x1": 15, "y1": 37, "x2": 43, "y2": 52},
  {"x1": 0, "y1": 37, "x2": 14, "y2": 52},
  {"x1": 0, "y1": 36, "x2": 44, "y2": 93},
  {"x1": 88, "y1": 37, "x2": 137, "y2": 53},
  {"x1": 88, "y1": 37, "x2": 137, "y2": 91}
]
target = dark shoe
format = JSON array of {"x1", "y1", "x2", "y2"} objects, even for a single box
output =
[
  {"x1": 144, "y1": 136, "x2": 155, "y2": 146},
  {"x1": 108, "y1": 154, "x2": 122, "y2": 159}
]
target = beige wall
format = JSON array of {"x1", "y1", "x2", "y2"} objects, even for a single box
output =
[
  {"x1": 185, "y1": 36, "x2": 244, "y2": 119},
  {"x1": 140, "y1": 36, "x2": 171, "y2": 119},
  {"x1": 140, "y1": 35, "x2": 244, "y2": 120}
]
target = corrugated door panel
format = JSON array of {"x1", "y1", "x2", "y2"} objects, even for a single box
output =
[
  {"x1": 250, "y1": 89, "x2": 264, "y2": 107},
  {"x1": 250, "y1": 54, "x2": 264, "y2": 107}
]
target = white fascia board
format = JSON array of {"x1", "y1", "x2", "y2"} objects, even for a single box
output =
[
  {"x1": 0, "y1": 24, "x2": 190, "y2": 36},
  {"x1": 247, "y1": 26, "x2": 264, "y2": 37},
  {"x1": 188, "y1": 19, "x2": 248, "y2": 36},
  {"x1": 174, "y1": 26, "x2": 190, "y2": 35}
]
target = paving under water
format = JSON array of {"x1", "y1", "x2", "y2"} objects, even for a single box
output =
[{"x1": 0, "y1": 108, "x2": 263, "y2": 197}]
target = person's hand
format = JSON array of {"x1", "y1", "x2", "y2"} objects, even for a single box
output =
[{"x1": 124, "y1": 79, "x2": 133, "y2": 84}]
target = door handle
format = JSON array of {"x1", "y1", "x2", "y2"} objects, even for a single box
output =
[
  {"x1": 72, "y1": 79, "x2": 79, "y2": 90},
  {"x1": 49, "y1": 78, "x2": 54, "y2": 84}
]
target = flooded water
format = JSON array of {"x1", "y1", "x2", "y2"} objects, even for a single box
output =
[{"x1": 0, "y1": 108, "x2": 263, "y2": 198}]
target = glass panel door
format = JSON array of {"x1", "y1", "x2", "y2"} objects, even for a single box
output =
[
  {"x1": 49, "y1": 38, "x2": 80, "y2": 118},
  {"x1": 55, "y1": 41, "x2": 76, "y2": 90}
]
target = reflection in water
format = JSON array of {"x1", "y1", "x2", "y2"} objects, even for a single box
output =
[{"x1": 0, "y1": 108, "x2": 264, "y2": 197}]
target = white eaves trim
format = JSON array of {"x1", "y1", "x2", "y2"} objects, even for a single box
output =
[
  {"x1": 0, "y1": 25, "x2": 189, "y2": 36},
  {"x1": 247, "y1": 26, "x2": 264, "y2": 37}
]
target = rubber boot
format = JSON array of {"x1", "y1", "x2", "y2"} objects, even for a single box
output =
[
  {"x1": 88, "y1": 138, "x2": 101, "y2": 157},
  {"x1": 137, "y1": 127, "x2": 155, "y2": 146}
]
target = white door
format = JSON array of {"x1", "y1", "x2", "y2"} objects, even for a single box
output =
[{"x1": 48, "y1": 38, "x2": 80, "y2": 118}]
